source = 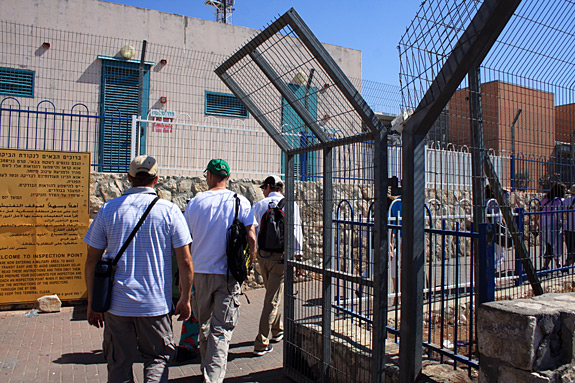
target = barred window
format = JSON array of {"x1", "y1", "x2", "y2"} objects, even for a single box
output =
[
  {"x1": 0, "y1": 67, "x2": 34, "y2": 98},
  {"x1": 205, "y1": 91, "x2": 248, "y2": 118}
]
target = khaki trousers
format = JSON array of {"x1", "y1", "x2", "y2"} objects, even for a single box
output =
[
  {"x1": 254, "y1": 251, "x2": 284, "y2": 351},
  {"x1": 192, "y1": 273, "x2": 241, "y2": 383}
]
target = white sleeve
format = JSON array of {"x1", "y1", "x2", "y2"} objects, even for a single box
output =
[{"x1": 293, "y1": 202, "x2": 303, "y2": 255}]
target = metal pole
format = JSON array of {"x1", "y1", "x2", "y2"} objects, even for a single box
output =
[
  {"x1": 372, "y1": 129, "x2": 389, "y2": 383},
  {"x1": 484, "y1": 157, "x2": 543, "y2": 295},
  {"x1": 137, "y1": 40, "x2": 147, "y2": 155},
  {"x1": 322, "y1": 147, "x2": 333, "y2": 383},
  {"x1": 477, "y1": 223, "x2": 495, "y2": 304},
  {"x1": 570, "y1": 133, "x2": 574, "y2": 185},
  {"x1": 399, "y1": 128, "x2": 425, "y2": 383},
  {"x1": 469, "y1": 66, "x2": 486, "y2": 302},
  {"x1": 284, "y1": 152, "x2": 296, "y2": 374},
  {"x1": 510, "y1": 109, "x2": 522, "y2": 191},
  {"x1": 130, "y1": 115, "x2": 138, "y2": 157}
]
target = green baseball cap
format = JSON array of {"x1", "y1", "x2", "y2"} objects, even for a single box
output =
[{"x1": 205, "y1": 159, "x2": 230, "y2": 177}]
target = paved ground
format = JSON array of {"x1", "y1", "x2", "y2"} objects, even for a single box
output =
[{"x1": 0, "y1": 287, "x2": 292, "y2": 382}]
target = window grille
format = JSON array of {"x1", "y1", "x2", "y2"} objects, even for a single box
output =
[
  {"x1": 281, "y1": 83, "x2": 318, "y2": 179},
  {"x1": 0, "y1": 67, "x2": 34, "y2": 98},
  {"x1": 99, "y1": 58, "x2": 150, "y2": 172},
  {"x1": 205, "y1": 91, "x2": 249, "y2": 118}
]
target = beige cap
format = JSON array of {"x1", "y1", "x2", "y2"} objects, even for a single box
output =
[{"x1": 129, "y1": 155, "x2": 158, "y2": 177}]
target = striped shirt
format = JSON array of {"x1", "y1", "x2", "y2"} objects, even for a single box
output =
[{"x1": 84, "y1": 187, "x2": 192, "y2": 317}]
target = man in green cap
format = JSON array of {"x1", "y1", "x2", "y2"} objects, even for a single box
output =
[{"x1": 184, "y1": 159, "x2": 256, "y2": 383}]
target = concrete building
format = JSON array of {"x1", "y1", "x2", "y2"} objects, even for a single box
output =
[{"x1": 0, "y1": 0, "x2": 362, "y2": 178}]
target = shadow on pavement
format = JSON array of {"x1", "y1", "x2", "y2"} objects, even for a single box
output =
[
  {"x1": 53, "y1": 349, "x2": 105, "y2": 365},
  {"x1": 71, "y1": 305, "x2": 87, "y2": 321},
  {"x1": 168, "y1": 367, "x2": 293, "y2": 383}
]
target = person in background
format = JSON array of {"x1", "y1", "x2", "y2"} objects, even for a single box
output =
[
  {"x1": 172, "y1": 266, "x2": 199, "y2": 363},
  {"x1": 485, "y1": 184, "x2": 509, "y2": 275},
  {"x1": 563, "y1": 184, "x2": 575, "y2": 271},
  {"x1": 175, "y1": 296, "x2": 200, "y2": 362},
  {"x1": 251, "y1": 175, "x2": 303, "y2": 356},
  {"x1": 388, "y1": 194, "x2": 402, "y2": 298},
  {"x1": 540, "y1": 182, "x2": 566, "y2": 270},
  {"x1": 184, "y1": 159, "x2": 257, "y2": 383},
  {"x1": 84, "y1": 155, "x2": 193, "y2": 383}
]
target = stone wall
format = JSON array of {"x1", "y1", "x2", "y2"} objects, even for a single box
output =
[
  {"x1": 90, "y1": 173, "x2": 543, "y2": 287},
  {"x1": 89, "y1": 173, "x2": 376, "y2": 265},
  {"x1": 478, "y1": 293, "x2": 575, "y2": 382}
]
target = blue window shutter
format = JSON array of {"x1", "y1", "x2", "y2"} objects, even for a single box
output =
[
  {"x1": 0, "y1": 67, "x2": 34, "y2": 98},
  {"x1": 99, "y1": 60, "x2": 149, "y2": 172},
  {"x1": 281, "y1": 83, "x2": 318, "y2": 180},
  {"x1": 205, "y1": 91, "x2": 249, "y2": 118}
]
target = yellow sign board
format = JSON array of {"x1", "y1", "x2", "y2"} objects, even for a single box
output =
[{"x1": 0, "y1": 149, "x2": 90, "y2": 304}]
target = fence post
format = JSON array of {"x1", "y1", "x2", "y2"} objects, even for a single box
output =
[
  {"x1": 321, "y1": 147, "x2": 333, "y2": 383},
  {"x1": 284, "y1": 152, "x2": 296, "y2": 376},
  {"x1": 131, "y1": 115, "x2": 138, "y2": 156},
  {"x1": 372, "y1": 129, "x2": 388, "y2": 383},
  {"x1": 477, "y1": 223, "x2": 495, "y2": 304}
]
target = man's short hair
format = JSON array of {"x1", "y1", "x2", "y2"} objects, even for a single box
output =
[{"x1": 130, "y1": 173, "x2": 157, "y2": 187}]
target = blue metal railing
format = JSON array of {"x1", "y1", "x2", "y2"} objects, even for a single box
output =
[
  {"x1": 1, "y1": 97, "x2": 132, "y2": 172},
  {"x1": 330, "y1": 196, "x2": 575, "y2": 371},
  {"x1": 332, "y1": 198, "x2": 481, "y2": 370}
]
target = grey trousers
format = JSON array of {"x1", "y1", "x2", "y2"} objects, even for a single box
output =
[
  {"x1": 103, "y1": 313, "x2": 175, "y2": 383},
  {"x1": 192, "y1": 273, "x2": 241, "y2": 383}
]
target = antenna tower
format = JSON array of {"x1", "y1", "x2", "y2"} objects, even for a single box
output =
[{"x1": 204, "y1": 0, "x2": 235, "y2": 24}]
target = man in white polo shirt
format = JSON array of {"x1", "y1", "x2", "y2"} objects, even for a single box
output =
[
  {"x1": 184, "y1": 159, "x2": 256, "y2": 383},
  {"x1": 84, "y1": 155, "x2": 194, "y2": 383}
]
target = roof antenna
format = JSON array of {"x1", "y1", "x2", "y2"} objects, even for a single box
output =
[{"x1": 205, "y1": 0, "x2": 235, "y2": 24}]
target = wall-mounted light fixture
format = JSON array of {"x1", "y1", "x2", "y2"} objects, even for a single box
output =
[
  {"x1": 160, "y1": 59, "x2": 168, "y2": 66},
  {"x1": 120, "y1": 45, "x2": 135, "y2": 59},
  {"x1": 293, "y1": 71, "x2": 308, "y2": 85},
  {"x1": 42, "y1": 42, "x2": 51, "y2": 49}
]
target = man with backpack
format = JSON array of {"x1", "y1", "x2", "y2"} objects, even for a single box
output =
[
  {"x1": 252, "y1": 175, "x2": 303, "y2": 356},
  {"x1": 184, "y1": 159, "x2": 256, "y2": 383}
]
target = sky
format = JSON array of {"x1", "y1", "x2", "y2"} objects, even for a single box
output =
[{"x1": 104, "y1": 0, "x2": 422, "y2": 87}]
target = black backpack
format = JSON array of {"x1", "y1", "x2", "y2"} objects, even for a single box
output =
[
  {"x1": 226, "y1": 194, "x2": 250, "y2": 284},
  {"x1": 258, "y1": 198, "x2": 285, "y2": 253}
]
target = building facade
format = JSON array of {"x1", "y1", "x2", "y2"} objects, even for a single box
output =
[
  {"x1": 447, "y1": 81, "x2": 575, "y2": 190},
  {"x1": 0, "y1": 0, "x2": 362, "y2": 178}
]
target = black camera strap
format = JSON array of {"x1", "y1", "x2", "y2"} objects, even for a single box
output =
[{"x1": 111, "y1": 196, "x2": 160, "y2": 266}]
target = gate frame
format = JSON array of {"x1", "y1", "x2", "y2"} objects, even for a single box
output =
[
  {"x1": 215, "y1": 8, "x2": 388, "y2": 383},
  {"x1": 399, "y1": 1, "x2": 531, "y2": 381}
]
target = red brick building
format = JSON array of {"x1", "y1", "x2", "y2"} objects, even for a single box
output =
[{"x1": 448, "y1": 81, "x2": 560, "y2": 189}]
